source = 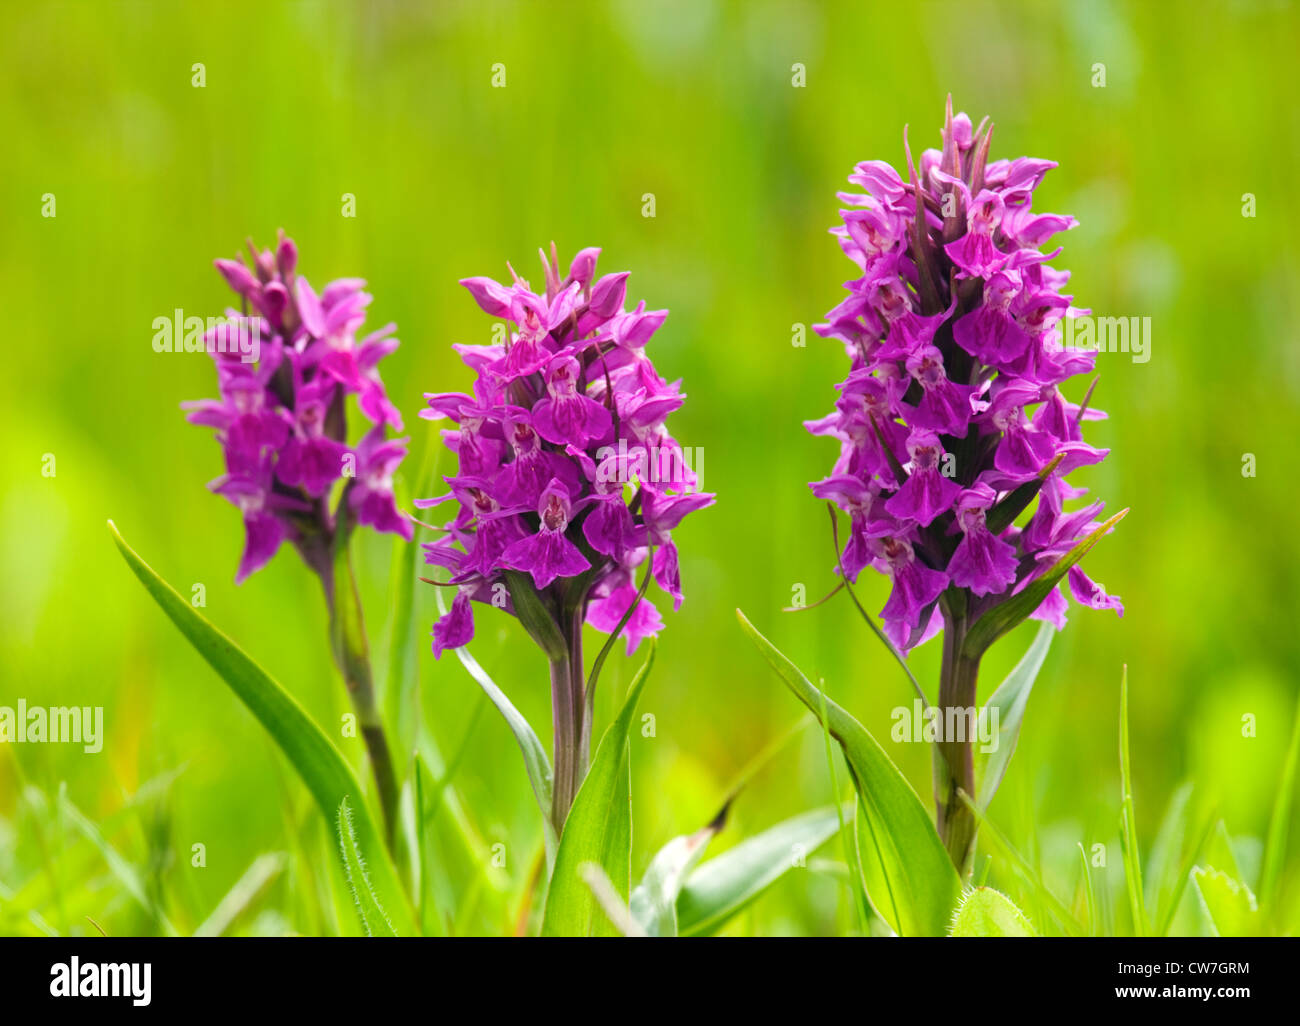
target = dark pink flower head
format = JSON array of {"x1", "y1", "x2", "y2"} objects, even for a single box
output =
[
  {"x1": 423, "y1": 245, "x2": 713, "y2": 658},
  {"x1": 184, "y1": 231, "x2": 411, "y2": 583},
  {"x1": 808, "y1": 101, "x2": 1121, "y2": 651}
]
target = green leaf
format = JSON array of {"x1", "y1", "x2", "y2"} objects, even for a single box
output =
[
  {"x1": 58, "y1": 791, "x2": 180, "y2": 936},
  {"x1": 1260, "y1": 694, "x2": 1300, "y2": 912},
  {"x1": 1118, "y1": 665, "x2": 1148, "y2": 936},
  {"x1": 436, "y1": 589, "x2": 558, "y2": 864},
  {"x1": 962, "y1": 509, "x2": 1127, "y2": 660},
  {"x1": 194, "y1": 853, "x2": 287, "y2": 937},
  {"x1": 337, "y1": 798, "x2": 398, "y2": 936},
  {"x1": 1144, "y1": 781, "x2": 1193, "y2": 915},
  {"x1": 676, "y1": 805, "x2": 845, "y2": 937},
  {"x1": 629, "y1": 805, "x2": 728, "y2": 937},
  {"x1": 815, "y1": 676, "x2": 871, "y2": 933},
  {"x1": 1202, "y1": 820, "x2": 1245, "y2": 882},
  {"x1": 976, "y1": 622, "x2": 1053, "y2": 809},
  {"x1": 579, "y1": 862, "x2": 644, "y2": 936},
  {"x1": 1077, "y1": 843, "x2": 1098, "y2": 936},
  {"x1": 736, "y1": 609, "x2": 961, "y2": 937},
  {"x1": 948, "y1": 886, "x2": 1036, "y2": 936},
  {"x1": 541, "y1": 643, "x2": 654, "y2": 936},
  {"x1": 107, "y1": 521, "x2": 416, "y2": 936},
  {"x1": 1155, "y1": 807, "x2": 1217, "y2": 937},
  {"x1": 1191, "y1": 865, "x2": 1258, "y2": 937},
  {"x1": 827, "y1": 507, "x2": 950, "y2": 827}
]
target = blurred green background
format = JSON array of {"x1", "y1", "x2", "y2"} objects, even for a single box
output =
[{"x1": 3, "y1": 0, "x2": 1299, "y2": 936}]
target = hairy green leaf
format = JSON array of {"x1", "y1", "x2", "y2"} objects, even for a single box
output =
[
  {"x1": 1191, "y1": 865, "x2": 1258, "y2": 937},
  {"x1": 337, "y1": 798, "x2": 397, "y2": 936},
  {"x1": 949, "y1": 886, "x2": 1035, "y2": 936}
]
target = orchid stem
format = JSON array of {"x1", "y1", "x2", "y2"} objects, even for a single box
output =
[
  {"x1": 314, "y1": 541, "x2": 400, "y2": 849},
  {"x1": 936, "y1": 601, "x2": 979, "y2": 875},
  {"x1": 549, "y1": 606, "x2": 590, "y2": 832}
]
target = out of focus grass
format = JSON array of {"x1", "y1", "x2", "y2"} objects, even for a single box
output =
[{"x1": 2, "y1": 0, "x2": 1298, "y2": 935}]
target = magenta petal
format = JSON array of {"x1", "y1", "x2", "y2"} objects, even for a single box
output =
[
  {"x1": 947, "y1": 529, "x2": 1018, "y2": 596},
  {"x1": 583, "y1": 500, "x2": 637, "y2": 559},
  {"x1": 1067, "y1": 564, "x2": 1123, "y2": 617},
  {"x1": 881, "y1": 559, "x2": 948, "y2": 626},
  {"x1": 652, "y1": 543, "x2": 683, "y2": 611},
  {"x1": 460, "y1": 276, "x2": 513, "y2": 317},
  {"x1": 1029, "y1": 583, "x2": 1069, "y2": 630},
  {"x1": 215, "y1": 258, "x2": 258, "y2": 297},
  {"x1": 432, "y1": 590, "x2": 475, "y2": 658},
  {"x1": 586, "y1": 583, "x2": 664, "y2": 655},
  {"x1": 499, "y1": 529, "x2": 591, "y2": 590},
  {"x1": 567, "y1": 247, "x2": 601, "y2": 287},
  {"x1": 235, "y1": 511, "x2": 286, "y2": 584},
  {"x1": 276, "y1": 436, "x2": 350, "y2": 497},
  {"x1": 296, "y1": 277, "x2": 325, "y2": 337},
  {"x1": 588, "y1": 271, "x2": 630, "y2": 319},
  {"x1": 884, "y1": 470, "x2": 961, "y2": 527}
]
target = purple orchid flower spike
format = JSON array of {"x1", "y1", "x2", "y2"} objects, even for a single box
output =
[
  {"x1": 182, "y1": 231, "x2": 413, "y2": 841},
  {"x1": 421, "y1": 244, "x2": 713, "y2": 828},
  {"x1": 184, "y1": 231, "x2": 412, "y2": 575},
  {"x1": 807, "y1": 102, "x2": 1126, "y2": 872}
]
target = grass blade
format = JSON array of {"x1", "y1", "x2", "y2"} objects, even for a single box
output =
[
  {"x1": 193, "y1": 853, "x2": 286, "y2": 937},
  {"x1": 1144, "y1": 781, "x2": 1192, "y2": 915},
  {"x1": 58, "y1": 793, "x2": 179, "y2": 937},
  {"x1": 1076, "y1": 843, "x2": 1097, "y2": 936},
  {"x1": 1260, "y1": 693, "x2": 1300, "y2": 913},
  {"x1": 1118, "y1": 665, "x2": 1147, "y2": 935},
  {"x1": 1156, "y1": 807, "x2": 1218, "y2": 937}
]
